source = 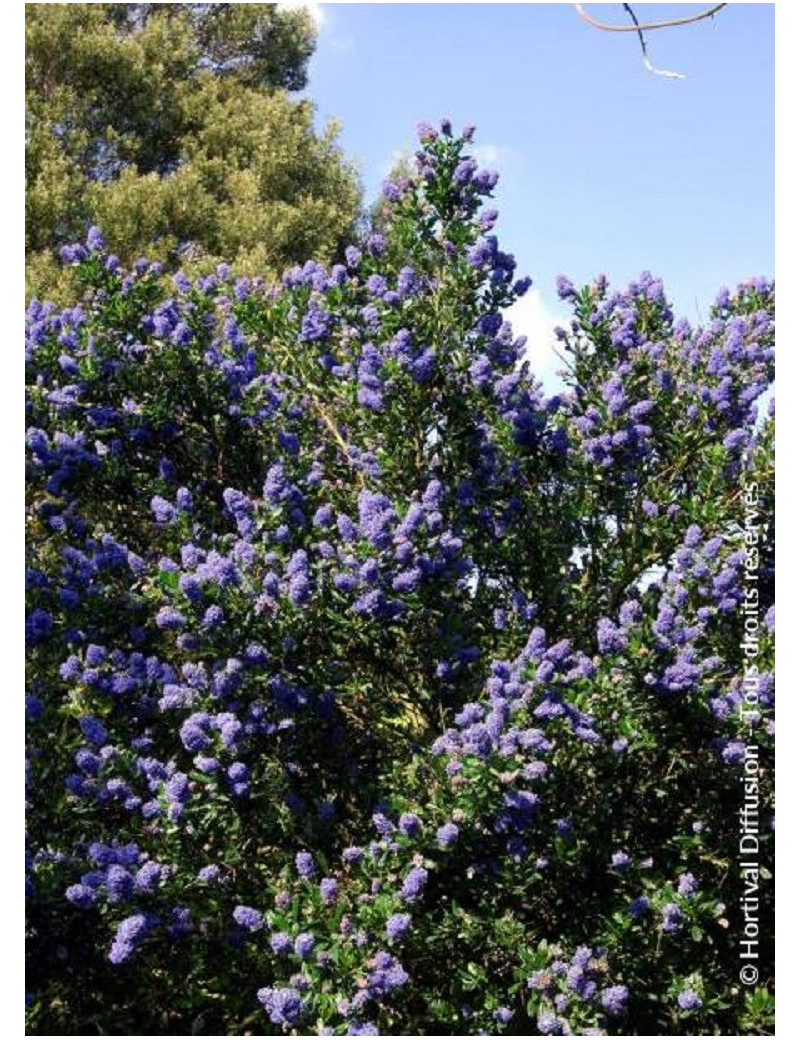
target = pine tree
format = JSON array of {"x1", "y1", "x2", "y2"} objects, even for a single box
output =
[{"x1": 26, "y1": 3, "x2": 361, "y2": 300}]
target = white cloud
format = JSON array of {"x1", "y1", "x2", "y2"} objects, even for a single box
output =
[
  {"x1": 326, "y1": 31, "x2": 355, "y2": 55},
  {"x1": 380, "y1": 148, "x2": 413, "y2": 179},
  {"x1": 277, "y1": 1, "x2": 325, "y2": 28},
  {"x1": 471, "y1": 143, "x2": 509, "y2": 168},
  {"x1": 504, "y1": 288, "x2": 571, "y2": 394}
]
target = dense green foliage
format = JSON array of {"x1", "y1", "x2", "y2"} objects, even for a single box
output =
[
  {"x1": 25, "y1": 3, "x2": 360, "y2": 301},
  {"x1": 25, "y1": 125, "x2": 774, "y2": 1035}
]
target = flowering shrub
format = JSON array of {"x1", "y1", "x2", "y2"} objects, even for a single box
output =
[{"x1": 25, "y1": 121, "x2": 774, "y2": 1035}]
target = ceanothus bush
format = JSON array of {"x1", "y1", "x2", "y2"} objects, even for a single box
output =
[{"x1": 25, "y1": 120, "x2": 774, "y2": 1035}]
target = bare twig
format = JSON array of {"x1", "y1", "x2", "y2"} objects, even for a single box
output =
[
  {"x1": 622, "y1": 3, "x2": 685, "y2": 79},
  {"x1": 573, "y1": 4, "x2": 727, "y2": 34},
  {"x1": 574, "y1": 3, "x2": 728, "y2": 79}
]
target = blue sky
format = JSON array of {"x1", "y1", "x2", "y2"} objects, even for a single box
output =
[{"x1": 289, "y1": 2, "x2": 774, "y2": 386}]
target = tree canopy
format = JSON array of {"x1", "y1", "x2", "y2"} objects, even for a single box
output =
[{"x1": 26, "y1": 3, "x2": 361, "y2": 300}]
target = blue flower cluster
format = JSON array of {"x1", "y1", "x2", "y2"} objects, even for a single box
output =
[{"x1": 527, "y1": 946, "x2": 629, "y2": 1034}]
